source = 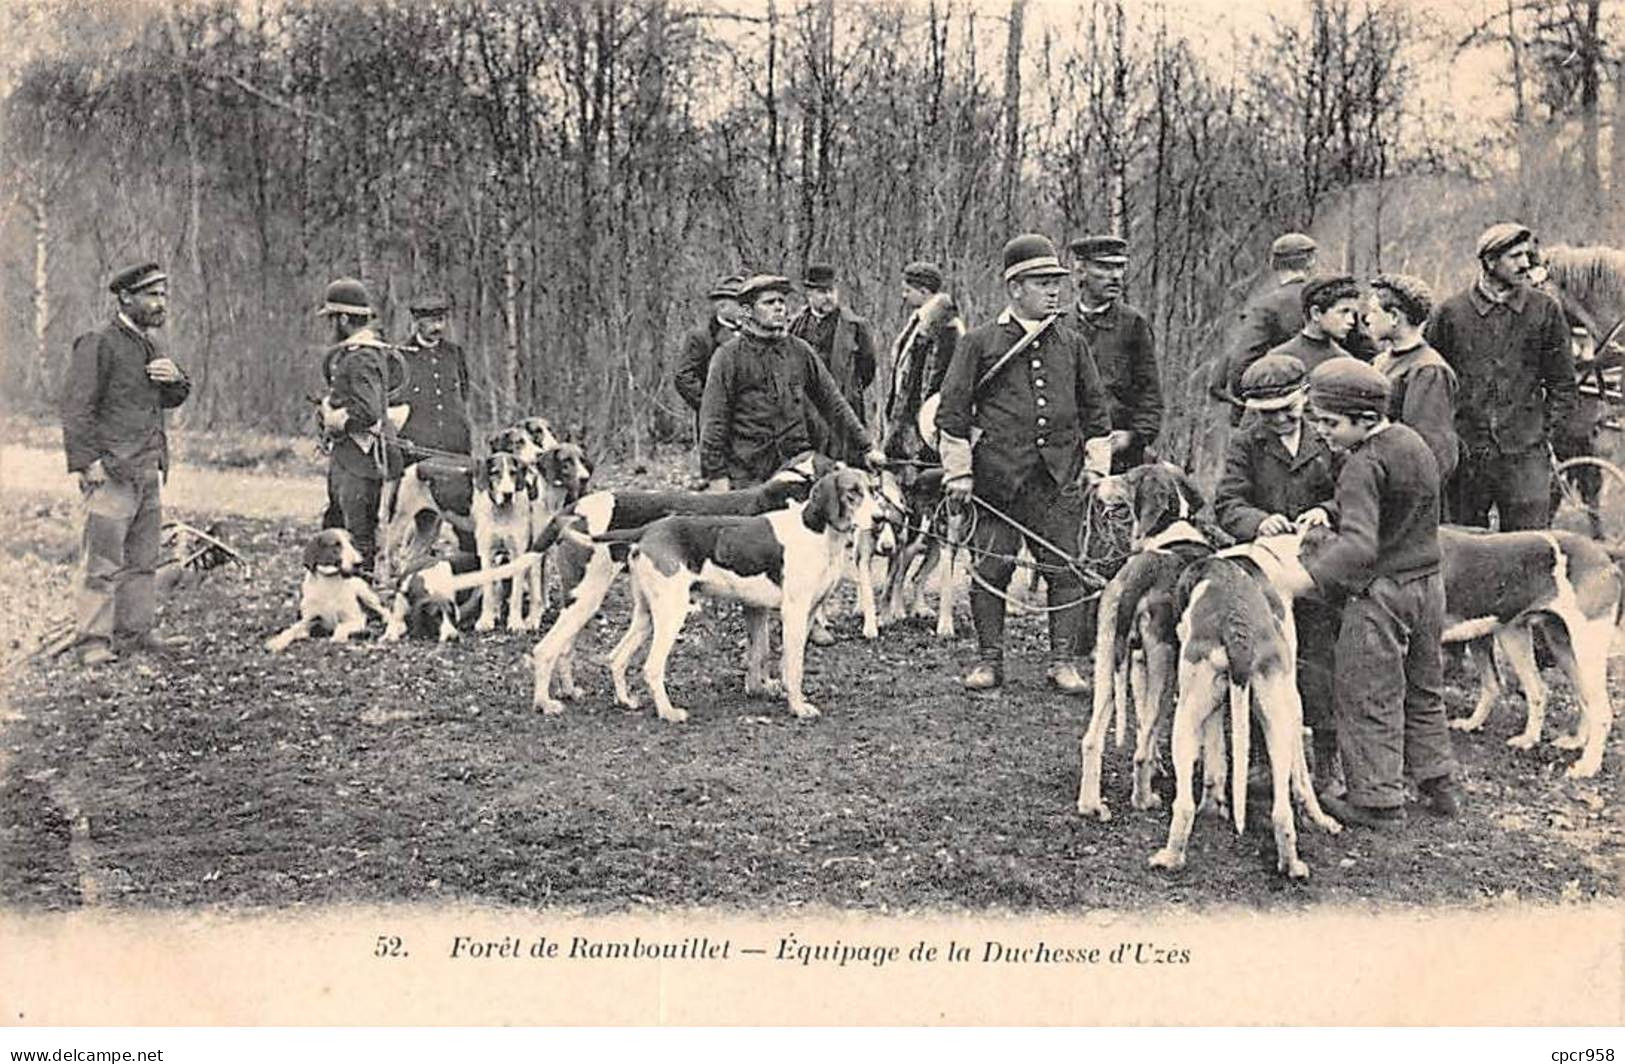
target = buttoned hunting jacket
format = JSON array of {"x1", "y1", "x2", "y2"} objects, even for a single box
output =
[
  {"x1": 60, "y1": 317, "x2": 191, "y2": 478},
  {"x1": 396, "y1": 336, "x2": 472, "y2": 456},
  {"x1": 1072, "y1": 300, "x2": 1162, "y2": 448},
  {"x1": 936, "y1": 312, "x2": 1113, "y2": 507}
]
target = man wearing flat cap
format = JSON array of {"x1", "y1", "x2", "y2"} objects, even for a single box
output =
[
  {"x1": 1068, "y1": 235, "x2": 1162, "y2": 471},
  {"x1": 396, "y1": 291, "x2": 475, "y2": 551},
  {"x1": 1216, "y1": 231, "x2": 1319, "y2": 421},
  {"x1": 790, "y1": 264, "x2": 878, "y2": 463},
  {"x1": 881, "y1": 260, "x2": 964, "y2": 463},
  {"x1": 936, "y1": 234, "x2": 1114, "y2": 694},
  {"x1": 315, "y1": 277, "x2": 403, "y2": 575},
  {"x1": 700, "y1": 274, "x2": 884, "y2": 489},
  {"x1": 1425, "y1": 223, "x2": 1575, "y2": 530},
  {"x1": 674, "y1": 273, "x2": 745, "y2": 425},
  {"x1": 1214, "y1": 353, "x2": 1342, "y2": 793},
  {"x1": 60, "y1": 262, "x2": 192, "y2": 666}
]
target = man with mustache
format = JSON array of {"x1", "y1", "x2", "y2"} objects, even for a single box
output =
[
  {"x1": 1067, "y1": 235, "x2": 1161, "y2": 472},
  {"x1": 1425, "y1": 223, "x2": 1575, "y2": 530},
  {"x1": 60, "y1": 262, "x2": 192, "y2": 667}
]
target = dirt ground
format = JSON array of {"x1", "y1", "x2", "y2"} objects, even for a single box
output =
[{"x1": 0, "y1": 444, "x2": 1619, "y2": 913}]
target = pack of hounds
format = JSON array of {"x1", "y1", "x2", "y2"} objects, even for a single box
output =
[{"x1": 266, "y1": 423, "x2": 1618, "y2": 879}]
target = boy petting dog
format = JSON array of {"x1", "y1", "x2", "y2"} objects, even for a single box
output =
[{"x1": 1302, "y1": 357, "x2": 1465, "y2": 830}]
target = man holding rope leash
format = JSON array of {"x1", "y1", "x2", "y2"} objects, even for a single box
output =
[{"x1": 936, "y1": 234, "x2": 1114, "y2": 694}]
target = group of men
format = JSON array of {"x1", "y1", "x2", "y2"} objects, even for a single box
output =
[{"x1": 56, "y1": 221, "x2": 1582, "y2": 835}]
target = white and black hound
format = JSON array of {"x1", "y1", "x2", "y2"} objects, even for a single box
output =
[
  {"x1": 265, "y1": 529, "x2": 391, "y2": 652},
  {"x1": 599, "y1": 469, "x2": 878, "y2": 722}
]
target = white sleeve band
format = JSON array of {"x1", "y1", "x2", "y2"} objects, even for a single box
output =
[
  {"x1": 1084, "y1": 435, "x2": 1113, "y2": 476},
  {"x1": 940, "y1": 432, "x2": 973, "y2": 483}
]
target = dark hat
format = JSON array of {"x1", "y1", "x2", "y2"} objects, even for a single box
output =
[
  {"x1": 1308, "y1": 356, "x2": 1391, "y2": 416},
  {"x1": 1270, "y1": 232, "x2": 1318, "y2": 259},
  {"x1": 317, "y1": 277, "x2": 375, "y2": 318},
  {"x1": 1476, "y1": 222, "x2": 1533, "y2": 260},
  {"x1": 737, "y1": 274, "x2": 793, "y2": 303},
  {"x1": 804, "y1": 264, "x2": 838, "y2": 290},
  {"x1": 708, "y1": 273, "x2": 746, "y2": 300},
  {"x1": 408, "y1": 292, "x2": 453, "y2": 315},
  {"x1": 1002, "y1": 234, "x2": 1069, "y2": 281},
  {"x1": 1239, "y1": 353, "x2": 1309, "y2": 411},
  {"x1": 1069, "y1": 235, "x2": 1129, "y2": 265},
  {"x1": 108, "y1": 262, "x2": 168, "y2": 295},
  {"x1": 902, "y1": 260, "x2": 944, "y2": 292}
]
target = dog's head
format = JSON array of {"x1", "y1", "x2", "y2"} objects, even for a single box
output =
[
  {"x1": 303, "y1": 528, "x2": 363, "y2": 577},
  {"x1": 801, "y1": 468, "x2": 877, "y2": 535},
  {"x1": 537, "y1": 442, "x2": 593, "y2": 506},
  {"x1": 517, "y1": 416, "x2": 559, "y2": 453},
  {"x1": 775, "y1": 449, "x2": 841, "y2": 484},
  {"x1": 487, "y1": 427, "x2": 543, "y2": 467},
  {"x1": 476, "y1": 452, "x2": 524, "y2": 507},
  {"x1": 1097, "y1": 462, "x2": 1206, "y2": 550}
]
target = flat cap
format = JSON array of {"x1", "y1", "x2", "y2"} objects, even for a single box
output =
[
  {"x1": 317, "y1": 277, "x2": 375, "y2": 318},
  {"x1": 804, "y1": 264, "x2": 838, "y2": 289},
  {"x1": 408, "y1": 292, "x2": 453, "y2": 315},
  {"x1": 1002, "y1": 234, "x2": 1069, "y2": 281},
  {"x1": 109, "y1": 262, "x2": 168, "y2": 295},
  {"x1": 1069, "y1": 234, "x2": 1129, "y2": 265},
  {"x1": 1308, "y1": 356, "x2": 1391, "y2": 416},
  {"x1": 1270, "y1": 232, "x2": 1318, "y2": 258},
  {"x1": 1476, "y1": 222, "x2": 1533, "y2": 260},
  {"x1": 737, "y1": 274, "x2": 793, "y2": 303},
  {"x1": 1239, "y1": 353, "x2": 1309, "y2": 410},
  {"x1": 708, "y1": 273, "x2": 746, "y2": 300},
  {"x1": 902, "y1": 260, "x2": 944, "y2": 292}
]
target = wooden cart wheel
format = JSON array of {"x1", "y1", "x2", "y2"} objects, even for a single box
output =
[{"x1": 1552, "y1": 455, "x2": 1625, "y2": 548}]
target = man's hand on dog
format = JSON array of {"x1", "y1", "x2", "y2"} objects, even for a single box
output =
[
  {"x1": 319, "y1": 397, "x2": 349, "y2": 433},
  {"x1": 707, "y1": 476, "x2": 731, "y2": 493},
  {"x1": 945, "y1": 474, "x2": 973, "y2": 504},
  {"x1": 1294, "y1": 507, "x2": 1331, "y2": 531},
  {"x1": 1257, "y1": 513, "x2": 1295, "y2": 536}
]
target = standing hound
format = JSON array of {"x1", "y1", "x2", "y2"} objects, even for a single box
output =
[
  {"x1": 876, "y1": 467, "x2": 969, "y2": 639},
  {"x1": 1437, "y1": 526, "x2": 1620, "y2": 780},
  {"x1": 472, "y1": 451, "x2": 537, "y2": 631},
  {"x1": 600, "y1": 469, "x2": 878, "y2": 722},
  {"x1": 1077, "y1": 463, "x2": 1229, "y2": 820},
  {"x1": 266, "y1": 529, "x2": 391, "y2": 652},
  {"x1": 1146, "y1": 534, "x2": 1341, "y2": 880},
  {"x1": 528, "y1": 472, "x2": 815, "y2": 714},
  {"x1": 521, "y1": 441, "x2": 594, "y2": 625}
]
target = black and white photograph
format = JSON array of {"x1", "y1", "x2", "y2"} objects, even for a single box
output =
[{"x1": 0, "y1": 0, "x2": 1619, "y2": 1030}]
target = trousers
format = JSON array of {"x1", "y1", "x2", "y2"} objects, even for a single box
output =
[
  {"x1": 76, "y1": 470, "x2": 163, "y2": 643},
  {"x1": 969, "y1": 468, "x2": 1087, "y2": 664},
  {"x1": 1448, "y1": 446, "x2": 1550, "y2": 531}
]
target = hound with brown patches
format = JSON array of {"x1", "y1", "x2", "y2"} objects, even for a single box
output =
[
  {"x1": 1439, "y1": 526, "x2": 1620, "y2": 779},
  {"x1": 1078, "y1": 463, "x2": 1231, "y2": 820},
  {"x1": 1147, "y1": 534, "x2": 1341, "y2": 880},
  {"x1": 265, "y1": 529, "x2": 391, "y2": 652},
  {"x1": 528, "y1": 469, "x2": 817, "y2": 714},
  {"x1": 472, "y1": 451, "x2": 536, "y2": 631},
  {"x1": 600, "y1": 469, "x2": 878, "y2": 722}
]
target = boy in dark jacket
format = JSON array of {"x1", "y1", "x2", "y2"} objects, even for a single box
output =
[
  {"x1": 1214, "y1": 353, "x2": 1341, "y2": 793},
  {"x1": 1304, "y1": 357, "x2": 1464, "y2": 830}
]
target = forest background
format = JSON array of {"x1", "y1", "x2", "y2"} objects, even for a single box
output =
[{"x1": 3, "y1": 0, "x2": 1623, "y2": 472}]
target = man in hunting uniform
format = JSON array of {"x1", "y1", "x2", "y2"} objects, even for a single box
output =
[
  {"x1": 882, "y1": 260, "x2": 964, "y2": 464},
  {"x1": 790, "y1": 263, "x2": 878, "y2": 463},
  {"x1": 60, "y1": 261, "x2": 192, "y2": 667},
  {"x1": 316, "y1": 277, "x2": 403, "y2": 575},
  {"x1": 700, "y1": 274, "x2": 884, "y2": 490},
  {"x1": 396, "y1": 291, "x2": 475, "y2": 551},
  {"x1": 936, "y1": 234, "x2": 1114, "y2": 694},
  {"x1": 1068, "y1": 234, "x2": 1162, "y2": 472}
]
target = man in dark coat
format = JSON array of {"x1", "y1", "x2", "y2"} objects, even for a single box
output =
[
  {"x1": 316, "y1": 277, "x2": 403, "y2": 575},
  {"x1": 396, "y1": 292, "x2": 475, "y2": 551},
  {"x1": 700, "y1": 275, "x2": 884, "y2": 489},
  {"x1": 937, "y1": 234, "x2": 1114, "y2": 694},
  {"x1": 1215, "y1": 231, "x2": 1318, "y2": 419},
  {"x1": 881, "y1": 260, "x2": 964, "y2": 463},
  {"x1": 1426, "y1": 222, "x2": 1576, "y2": 531},
  {"x1": 673, "y1": 273, "x2": 745, "y2": 424},
  {"x1": 60, "y1": 262, "x2": 192, "y2": 666},
  {"x1": 790, "y1": 264, "x2": 878, "y2": 463},
  {"x1": 1068, "y1": 235, "x2": 1162, "y2": 471}
]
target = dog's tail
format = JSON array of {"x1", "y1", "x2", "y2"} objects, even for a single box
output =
[
  {"x1": 1230, "y1": 676, "x2": 1250, "y2": 835},
  {"x1": 529, "y1": 511, "x2": 593, "y2": 554},
  {"x1": 592, "y1": 528, "x2": 648, "y2": 545}
]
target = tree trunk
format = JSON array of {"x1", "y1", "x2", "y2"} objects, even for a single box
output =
[
  {"x1": 1506, "y1": 0, "x2": 1530, "y2": 215},
  {"x1": 500, "y1": 211, "x2": 521, "y2": 419},
  {"x1": 1612, "y1": 61, "x2": 1625, "y2": 206},
  {"x1": 30, "y1": 182, "x2": 49, "y2": 404},
  {"x1": 1000, "y1": 0, "x2": 1026, "y2": 229},
  {"x1": 1579, "y1": 0, "x2": 1602, "y2": 221}
]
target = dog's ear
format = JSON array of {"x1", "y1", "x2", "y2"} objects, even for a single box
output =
[
  {"x1": 1176, "y1": 469, "x2": 1207, "y2": 513},
  {"x1": 302, "y1": 534, "x2": 329, "y2": 573},
  {"x1": 474, "y1": 456, "x2": 492, "y2": 490},
  {"x1": 802, "y1": 474, "x2": 840, "y2": 532}
]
